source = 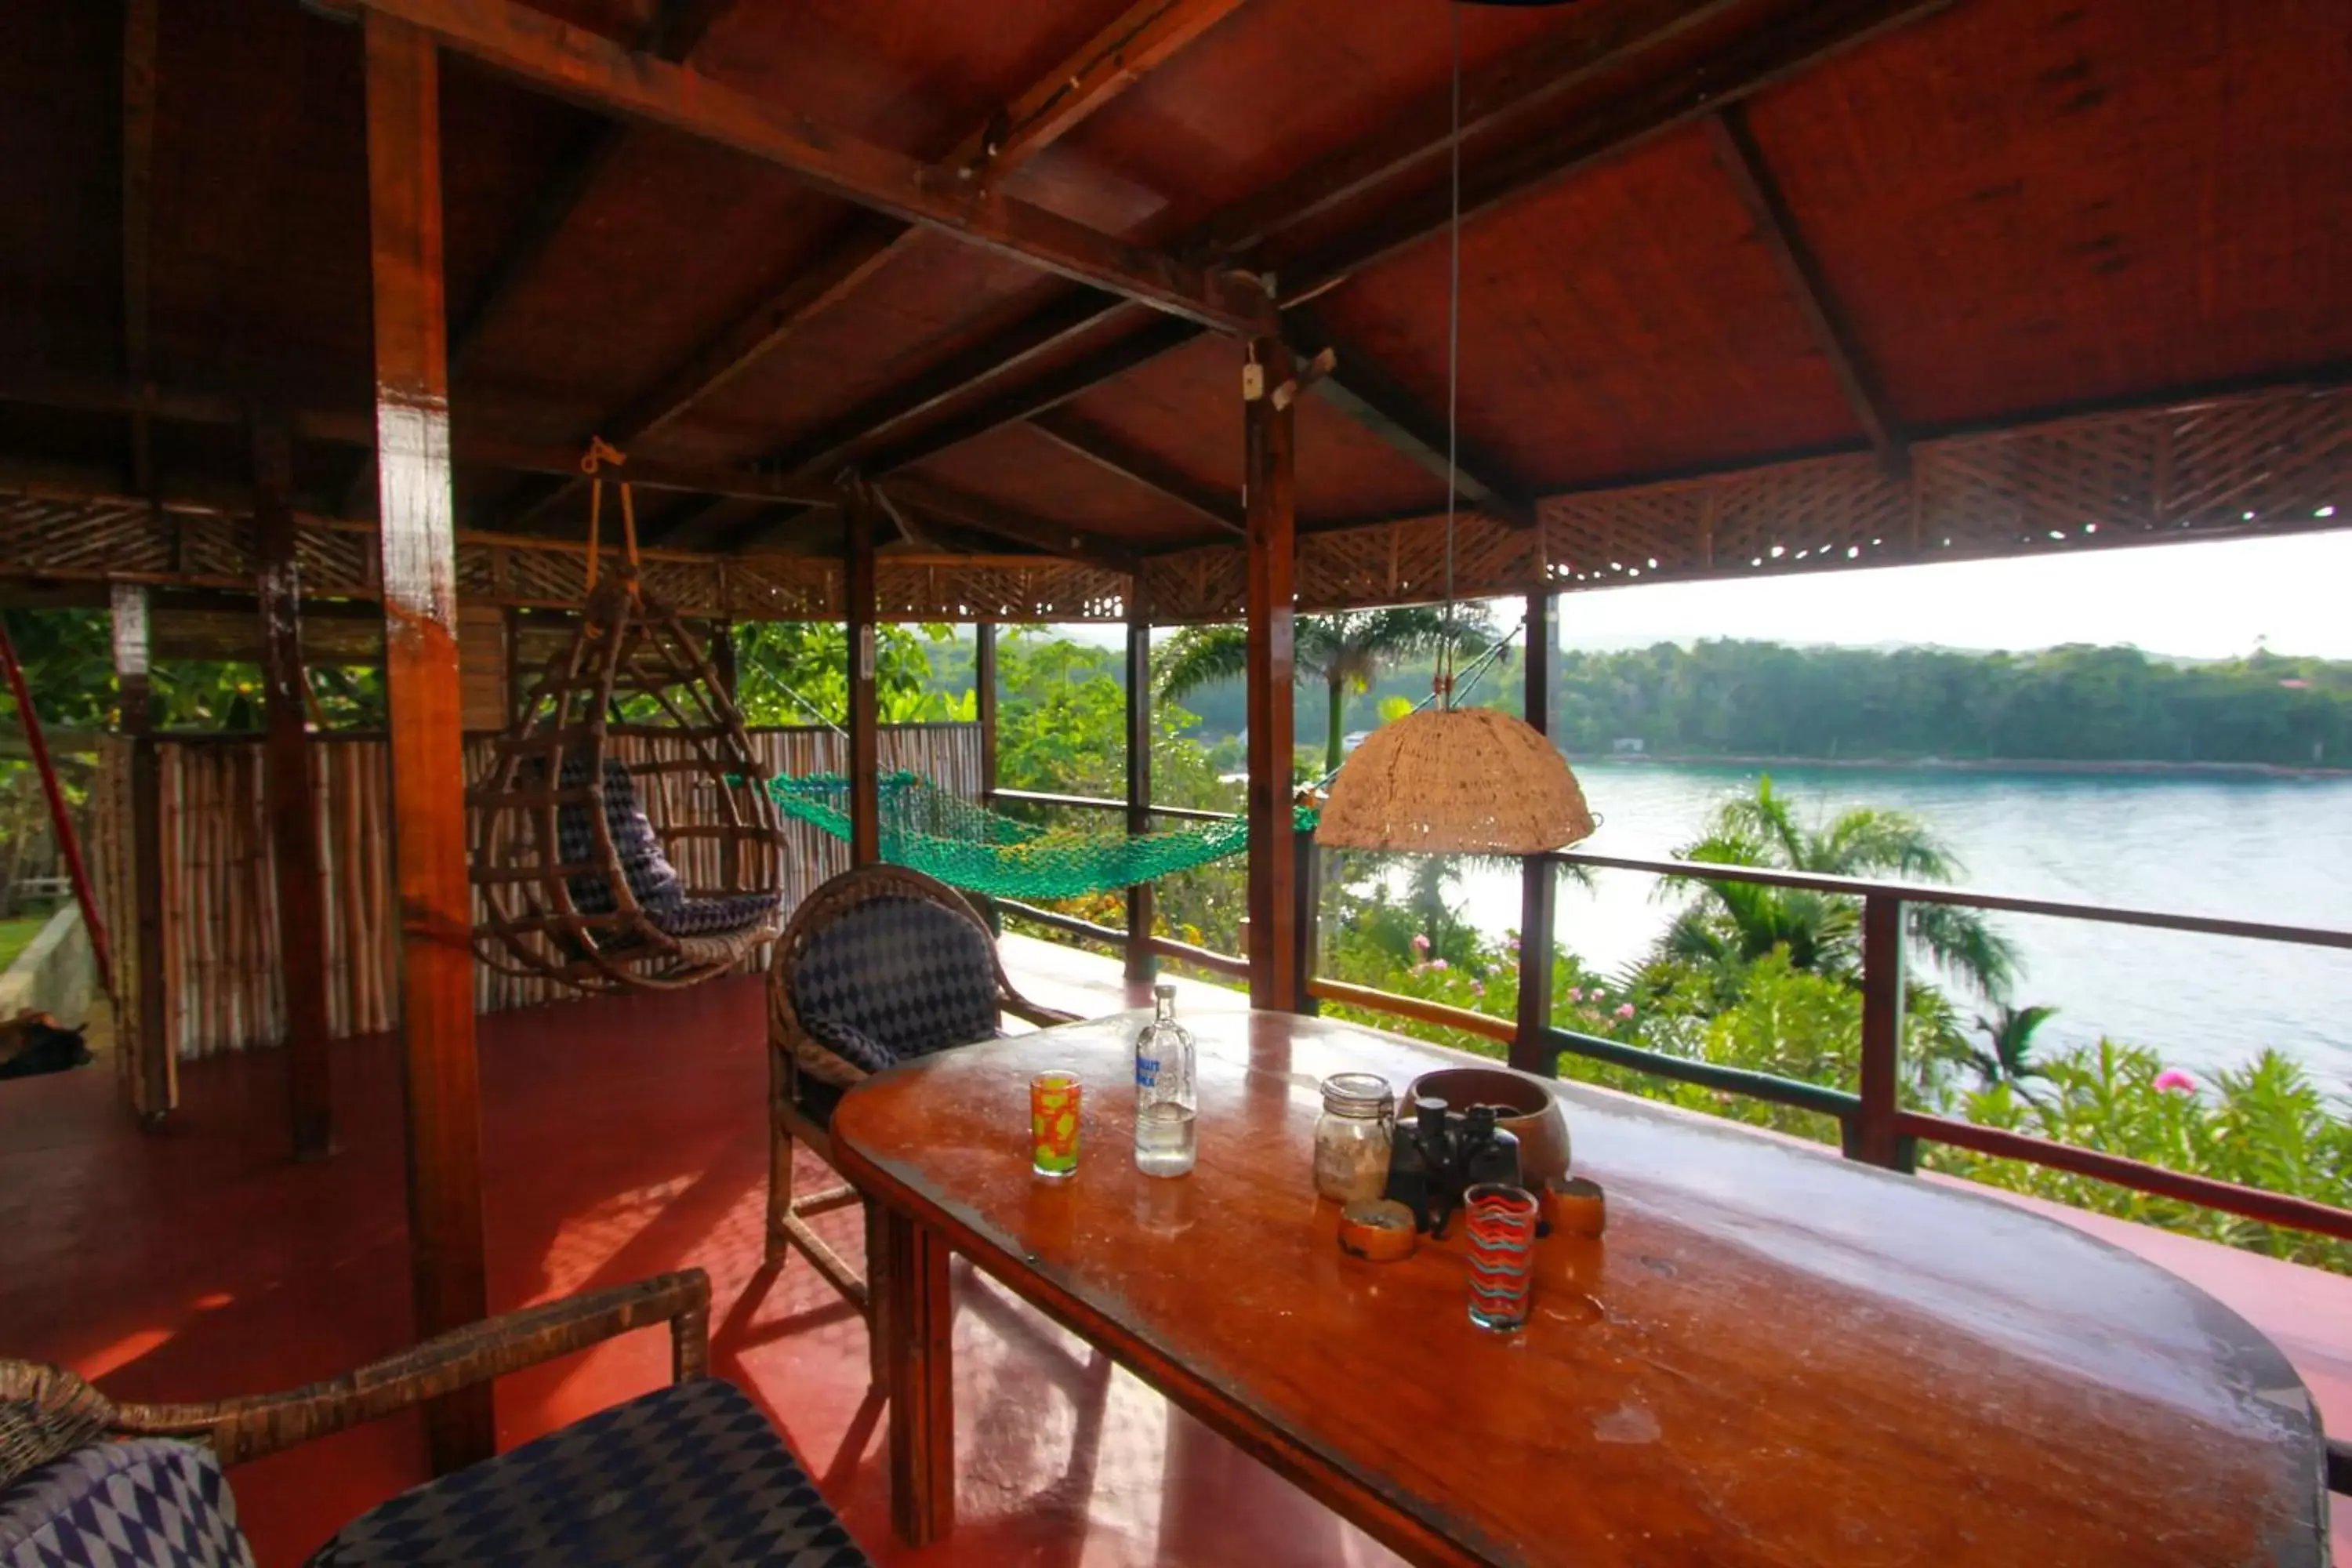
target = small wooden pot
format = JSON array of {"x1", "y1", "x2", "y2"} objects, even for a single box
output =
[{"x1": 1403, "y1": 1065, "x2": 1571, "y2": 1183}]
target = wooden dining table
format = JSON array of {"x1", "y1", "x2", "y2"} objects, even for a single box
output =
[{"x1": 827, "y1": 1009, "x2": 2328, "y2": 1567}]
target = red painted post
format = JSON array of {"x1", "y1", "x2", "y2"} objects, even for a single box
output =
[
  {"x1": 1853, "y1": 892, "x2": 1907, "y2": 1167},
  {"x1": 365, "y1": 9, "x2": 495, "y2": 1474},
  {"x1": 0, "y1": 617, "x2": 111, "y2": 993}
]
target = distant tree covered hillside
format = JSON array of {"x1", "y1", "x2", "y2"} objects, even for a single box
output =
[{"x1": 1164, "y1": 637, "x2": 2352, "y2": 768}]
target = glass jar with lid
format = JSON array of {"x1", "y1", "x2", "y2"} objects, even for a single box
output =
[{"x1": 1313, "y1": 1073, "x2": 1396, "y2": 1204}]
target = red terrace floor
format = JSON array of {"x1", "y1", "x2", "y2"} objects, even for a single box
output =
[{"x1": 1, "y1": 951, "x2": 2344, "y2": 1566}]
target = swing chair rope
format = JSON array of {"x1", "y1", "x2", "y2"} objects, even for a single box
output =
[{"x1": 580, "y1": 436, "x2": 640, "y2": 594}]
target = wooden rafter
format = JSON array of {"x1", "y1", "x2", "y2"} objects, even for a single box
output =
[
  {"x1": 121, "y1": 0, "x2": 159, "y2": 499},
  {"x1": 1283, "y1": 306, "x2": 1537, "y2": 529},
  {"x1": 1278, "y1": 0, "x2": 1958, "y2": 298},
  {"x1": 0, "y1": 371, "x2": 834, "y2": 510},
  {"x1": 1027, "y1": 408, "x2": 1244, "y2": 536},
  {"x1": 448, "y1": 0, "x2": 740, "y2": 376},
  {"x1": 1705, "y1": 106, "x2": 1907, "y2": 479},
  {"x1": 880, "y1": 475, "x2": 1142, "y2": 572},
  {"x1": 749, "y1": 0, "x2": 1947, "y2": 535},
  {"x1": 348, "y1": 0, "x2": 1272, "y2": 335},
  {"x1": 524, "y1": 0, "x2": 1251, "y2": 537}
]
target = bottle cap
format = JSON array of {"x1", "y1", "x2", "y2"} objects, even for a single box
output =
[{"x1": 1153, "y1": 982, "x2": 1177, "y2": 999}]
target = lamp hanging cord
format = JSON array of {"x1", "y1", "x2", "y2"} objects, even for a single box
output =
[
  {"x1": 1441, "y1": 2, "x2": 1463, "y2": 709},
  {"x1": 579, "y1": 436, "x2": 638, "y2": 593}
]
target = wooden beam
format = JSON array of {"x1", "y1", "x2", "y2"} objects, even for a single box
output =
[
  {"x1": 1284, "y1": 306, "x2": 1537, "y2": 529},
  {"x1": 447, "y1": 0, "x2": 740, "y2": 376},
  {"x1": 975, "y1": 622, "x2": 998, "y2": 799},
  {"x1": 363, "y1": 9, "x2": 493, "y2": 1475},
  {"x1": 1279, "y1": 0, "x2": 1958, "y2": 298},
  {"x1": 252, "y1": 415, "x2": 336, "y2": 1161},
  {"x1": 1704, "y1": 106, "x2": 1907, "y2": 479},
  {"x1": 846, "y1": 487, "x2": 880, "y2": 866},
  {"x1": 122, "y1": 0, "x2": 159, "y2": 498},
  {"x1": 1512, "y1": 589, "x2": 1557, "y2": 1075},
  {"x1": 1243, "y1": 339, "x2": 1297, "y2": 1011},
  {"x1": 110, "y1": 583, "x2": 174, "y2": 1124},
  {"x1": 1207, "y1": 0, "x2": 1743, "y2": 261},
  {"x1": 350, "y1": 0, "x2": 1272, "y2": 335},
  {"x1": 1028, "y1": 409, "x2": 1243, "y2": 536},
  {"x1": 1123, "y1": 609, "x2": 1155, "y2": 1000},
  {"x1": 877, "y1": 476, "x2": 1141, "y2": 572},
  {"x1": 528, "y1": 0, "x2": 1248, "y2": 532}
]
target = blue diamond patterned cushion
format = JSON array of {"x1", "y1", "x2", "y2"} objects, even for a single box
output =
[
  {"x1": 789, "y1": 898, "x2": 1000, "y2": 1066},
  {"x1": 307, "y1": 1379, "x2": 869, "y2": 1568},
  {"x1": 0, "y1": 1439, "x2": 256, "y2": 1568},
  {"x1": 553, "y1": 757, "x2": 779, "y2": 940}
]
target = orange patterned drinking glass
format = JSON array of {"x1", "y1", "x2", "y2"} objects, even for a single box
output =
[{"x1": 1030, "y1": 1069, "x2": 1083, "y2": 1178}]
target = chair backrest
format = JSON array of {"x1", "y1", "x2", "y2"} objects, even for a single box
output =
[
  {"x1": 0, "y1": 1440, "x2": 255, "y2": 1568},
  {"x1": 556, "y1": 756, "x2": 685, "y2": 916},
  {"x1": 783, "y1": 870, "x2": 1002, "y2": 1066}
]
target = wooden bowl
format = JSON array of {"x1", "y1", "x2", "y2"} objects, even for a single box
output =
[{"x1": 1403, "y1": 1065, "x2": 1571, "y2": 1183}]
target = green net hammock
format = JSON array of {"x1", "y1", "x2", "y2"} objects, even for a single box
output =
[{"x1": 767, "y1": 772, "x2": 1316, "y2": 900}]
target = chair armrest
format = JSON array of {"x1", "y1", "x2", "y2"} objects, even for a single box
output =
[
  {"x1": 107, "y1": 1269, "x2": 710, "y2": 1466},
  {"x1": 2328, "y1": 1435, "x2": 2350, "y2": 1497},
  {"x1": 1004, "y1": 996, "x2": 1081, "y2": 1029}
]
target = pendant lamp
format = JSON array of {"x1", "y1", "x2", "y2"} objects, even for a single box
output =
[{"x1": 1315, "y1": 4, "x2": 1596, "y2": 855}]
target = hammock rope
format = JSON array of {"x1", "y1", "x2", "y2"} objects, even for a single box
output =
[{"x1": 754, "y1": 620, "x2": 1526, "y2": 901}]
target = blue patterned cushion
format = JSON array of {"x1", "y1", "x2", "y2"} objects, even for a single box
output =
[
  {"x1": 307, "y1": 1380, "x2": 868, "y2": 1568},
  {"x1": 553, "y1": 757, "x2": 779, "y2": 939},
  {"x1": 789, "y1": 898, "x2": 1000, "y2": 1065},
  {"x1": 0, "y1": 1440, "x2": 255, "y2": 1568},
  {"x1": 798, "y1": 1015, "x2": 895, "y2": 1076}
]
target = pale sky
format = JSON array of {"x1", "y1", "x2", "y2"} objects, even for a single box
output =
[
  {"x1": 1099, "y1": 530, "x2": 2351, "y2": 660},
  {"x1": 1548, "y1": 532, "x2": 2352, "y2": 659}
]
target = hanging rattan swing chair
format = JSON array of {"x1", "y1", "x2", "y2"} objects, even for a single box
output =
[{"x1": 470, "y1": 441, "x2": 788, "y2": 993}]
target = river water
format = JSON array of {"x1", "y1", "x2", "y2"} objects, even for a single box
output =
[{"x1": 1432, "y1": 760, "x2": 2352, "y2": 1089}]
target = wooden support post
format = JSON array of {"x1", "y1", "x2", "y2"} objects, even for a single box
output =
[
  {"x1": 710, "y1": 619, "x2": 738, "y2": 704},
  {"x1": 1852, "y1": 893, "x2": 1908, "y2": 1169},
  {"x1": 253, "y1": 415, "x2": 335, "y2": 1161},
  {"x1": 880, "y1": 1208, "x2": 955, "y2": 1546},
  {"x1": 1123, "y1": 611, "x2": 1155, "y2": 1001},
  {"x1": 364, "y1": 10, "x2": 494, "y2": 1475},
  {"x1": 111, "y1": 584, "x2": 173, "y2": 1124},
  {"x1": 974, "y1": 623, "x2": 999, "y2": 800},
  {"x1": 1513, "y1": 590, "x2": 1559, "y2": 1076},
  {"x1": 501, "y1": 605, "x2": 526, "y2": 724},
  {"x1": 847, "y1": 485, "x2": 880, "y2": 866},
  {"x1": 1291, "y1": 824, "x2": 1319, "y2": 1014},
  {"x1": 1243, "y1": 337, "x2": 1298, "y2": 1011}
]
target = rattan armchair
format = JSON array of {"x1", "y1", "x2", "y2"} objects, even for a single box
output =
[
  {"x1": 765, "y1": 866, "x2": 1074, "y2": 1357},
  {"x1": 2, "y1": 1270, "x2": 876, "y2": 1567}
]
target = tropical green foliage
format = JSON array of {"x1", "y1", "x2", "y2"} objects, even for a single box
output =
[
  {"x1": 1156, "y1": 608, "x2": 1497, "y2": 775},
  {"x1": 1650, "y1": 775, "x2": 2017, "y2": 1001},
  {"x1": 1548, "y1": 639, "x2": 2352, "y2": 767},
  {"x1": 732, "y1": 622, "x2": 971, "y2": 726}
]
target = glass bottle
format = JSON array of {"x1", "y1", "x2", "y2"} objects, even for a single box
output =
[
  {"x1": 1133, "y1": 983, "x2": 1196, "y2": 1178},
  {"x1": 1313, "y1": 1073, "x2": 1396, "y2": 1203}
]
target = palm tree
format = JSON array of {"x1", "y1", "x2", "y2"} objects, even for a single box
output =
[
  {"x1": 1657, "y1": 775, "x2": 2019, "y2": 1001},
  {"x1": 1967, "y1": 1003, "x2": 2057, "y2": 1091},
  {"x1": 1154, "y1": 607, "x2": 1497, "y2": 777}
]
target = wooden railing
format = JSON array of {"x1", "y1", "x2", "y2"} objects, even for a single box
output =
[{"x1": 998, "y1": 818, "x2": 2352, "y2": 1247}]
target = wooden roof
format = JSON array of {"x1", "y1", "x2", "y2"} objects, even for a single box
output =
[{"x1": 2, "y1": 0, "x2": 2347, "y2": 599}]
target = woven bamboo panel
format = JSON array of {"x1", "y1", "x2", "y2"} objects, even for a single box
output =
[
  {"x1": 499, "y1": 543, "x2": 593, "y2": 607},
  {"x1": 0, "y1": 495, "x2": 175, "y2": 577},
  {"x1": 2160, "y1": 390, "x2": 2351, "y2": 532},
  {"x1": 296, "y1": 521, "x2": 379, "y2": 596},
  {"x1": 723, "y1": 556, "x2": 840, "y2": 620},
  {"x1": 636, "y1": 555, "x2": 724, "y2": 610},
  {"x1": 176, "y1": 514, "x2": 255, "y2": 581},
  {"x1": 1297, "y1": 511, "x2": 1536, "y2": 611},
  {"x1": 119, "y1": 724, "x2": 980, "y2": 1051},
  {"x1": 892, "y1": 561, "x2": 1129, "y2": 622},
  {"x1": 1139, "y1": 544, "x2": 1248, "y2": 623}
]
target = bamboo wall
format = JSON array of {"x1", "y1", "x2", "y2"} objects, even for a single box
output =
[{"x1": 101, "y1": 723, "x2": 981, "y2": 1060}]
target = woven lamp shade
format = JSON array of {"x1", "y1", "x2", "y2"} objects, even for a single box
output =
[{"x1": 1316, "y1": 706, "x2": 1595, "y2": 854}]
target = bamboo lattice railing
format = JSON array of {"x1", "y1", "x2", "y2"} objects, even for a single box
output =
[{"x1": 94, "y1": 723, "x2": 980, "y2": 1059}]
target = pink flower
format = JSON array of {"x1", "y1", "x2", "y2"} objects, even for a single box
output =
[
  {"x1": 1614, "y1": 1003, "x2": 1635, "y2": 1020},
  {"x1": 1410, "y1": 933, "x2": 1431, "y2": 953},
  {"x1": 1469, "y1": 980, "x2": 1485, "y2": 997},
  {"x1": 1566, "y1": 987, "x2": 1583, "y2": 1003},
  {"x1": 1427, "y1": 958, "x2": 1449, "y2": 972},
  {"x1": 2153, "y1": 1068, "x2": 2198, "y2": 1095}
]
